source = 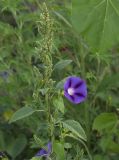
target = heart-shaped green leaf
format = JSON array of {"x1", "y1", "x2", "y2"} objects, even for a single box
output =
[{"x1": 72, "y1": 0, "x2": 119, "y2": 52}]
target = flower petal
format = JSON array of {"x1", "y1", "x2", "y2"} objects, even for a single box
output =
[
  {"x1": 69, "y1": 76, "x2": 82, "y2": 88},
  {"x1": 64, "y1": 77, "x2": 72, "y2": 90},
  {"x1": 74, "y1": 80, "x2": 84, "y2": 89},
  {"x1": 47, "y1": 142, "x2": 52, "y2": 154},
  {"x1": 35, "y1": 142, "x2": 52, "y2": 157},
  {"x1": 36, "y1": 149, "x2": 48, "y2": 157},
  {"x1": 75, "y1": 80, "x2": 87, "y2": 97},
  {"x1": 64, "y1": 91, "x2": 75, "y2": 103},
  {"x1": 64, "y1": 76, "x2": 87, "y2": 104},
  {"x1": 73, "y1": 94, "x2": 86, "y2": 104}
]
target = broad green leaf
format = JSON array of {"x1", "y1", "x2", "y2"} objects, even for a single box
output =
[
  {"x1": 54, "y1": 11, "x2": 72, "y2": 27},
  {"x1": 54, "y1": 60, "x2": 72, "y2": 70},
  {"x1": 9, "y1": 107, "x2": 35, "y2": 123},
  {"x1": 100, "y1": 136, "x2": 119, "y2": 153},
  {"x1": 53, "y1": 141, "x2": 65, "y2": 160},
  {"x1": 7, "y1": 135, "x2": 27, "y2": 158},
  {"x1": 108, "y1": 141, "x2": 119, "y2": 153},
  {"x1": 93, "y1": 112, "x2": 118, "y2": 131},
  {"x1": 53, "y1": 97, "x2": 65, "y2": 113},
  {"x1": 63, "y1": 120, "x2": 87, "y2": 141},
  {"x1": 97, "y1": 73, "x2": 119, "y2": 92},
  {"x1": 72, "y1": 0, "x2": 119, "y2": 52}
]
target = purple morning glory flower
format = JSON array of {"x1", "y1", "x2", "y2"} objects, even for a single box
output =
[
  {"x1": 36, "y1": 142, "x2": 52, "y2": 157},
  {"x1": 64, "y1": 76, "x2": 87, "y2": 104}
]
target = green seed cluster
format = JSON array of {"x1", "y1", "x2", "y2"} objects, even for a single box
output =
[{"x1": 37, "y1": 3, "x2": 54, "y2": 83}]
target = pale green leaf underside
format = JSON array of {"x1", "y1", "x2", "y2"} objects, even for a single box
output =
[
  {"x1": 72, "y1": 0, "x2": 119, "y2": 52},
  {"x1": 54, "y1": 60, "x2": 72, "y2": 70},
  {"x1": 63, "y1": 120, "x2": 87, "y2": 141}
]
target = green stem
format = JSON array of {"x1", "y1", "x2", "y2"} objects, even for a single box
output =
[
  {"x1": 77, "y1": 138, "x2": 92, "y2": 160},
  {"x1": 85, "y1": 107, "x2": 91, "y2": 148},
  {"x1": 45, "y1": 93, "x2": 55, "y2": 145},
  {"x1": 67, "y1": 135, "x2": 92, "y2": 160},
  {"x1": 75, "y1": 41, "x2": 91, "y2": 147}
]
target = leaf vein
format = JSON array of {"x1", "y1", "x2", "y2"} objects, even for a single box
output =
[
  {"x1": 100, "y1": 0, "x2": 109, "y2": 51},
  {"x1": 110, "y1": 0, "x2": 119, "y2": 16}
]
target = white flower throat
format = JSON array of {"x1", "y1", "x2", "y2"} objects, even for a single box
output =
[{"x1": 68, "y1": 88, "x2": 75, "y2": 96}]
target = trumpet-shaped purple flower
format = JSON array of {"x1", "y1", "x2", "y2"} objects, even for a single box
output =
[
  {"x1": 36, "y1": 142, "x2": 52, "y2": 157},
  {"x1": 64, "y1": 76, "x2": 87, "y2": 104}
]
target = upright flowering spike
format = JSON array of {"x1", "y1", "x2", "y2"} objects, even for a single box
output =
[
  {"x1": 35, "y1": 142, "x2": 52, "y2": 157},
  {"x1": 64, "y1": 76, "x2": 87, "y2": 104}
]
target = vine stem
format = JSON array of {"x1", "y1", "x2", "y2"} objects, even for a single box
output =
[{"x1": 45, "y1": 92, "x2": 55, "y2": 146}]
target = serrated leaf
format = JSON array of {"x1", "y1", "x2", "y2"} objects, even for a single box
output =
[
  {"x1": 9, "y1": 107, "x2": 35, "y2": 123},
  {"x1": 63, "y1": 120, "x2": 87, "y2": 141},
  {"x1": 93, "y1": 112, "x2": 118, "y2": 131},
  {"x1": 54, "y1": 60, "x2": 72, "y2": 70},
  {"x1": 72, "y1": 0, "x2": 119, "y2": 52}
]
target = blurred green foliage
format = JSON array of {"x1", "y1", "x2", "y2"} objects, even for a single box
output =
[{"x1": 0, "y1": 0, "x2": 119, "y2": 160}]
